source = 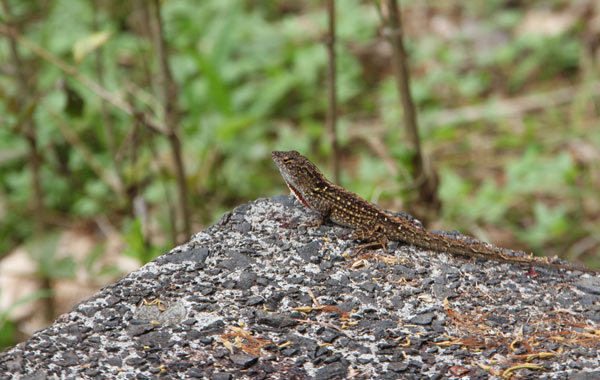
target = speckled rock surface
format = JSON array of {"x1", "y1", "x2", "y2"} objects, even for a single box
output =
[{"x1": 1, "y1": 195, "x2": 600, "y2": 380}]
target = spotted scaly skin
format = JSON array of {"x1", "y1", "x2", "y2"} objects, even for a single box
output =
[{"x1": 272, "y1": 150, "x2": 598, "y2": 273}]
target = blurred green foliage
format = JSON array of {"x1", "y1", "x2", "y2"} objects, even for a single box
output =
[
  {"x1": 1, "y1": 0, "x2": 599, "y2": 348},
  {"x1": 27, "y1": 233, "x2": 75, "y2": 280},
  {"x1": 0, "y1": 289, "x2": 53, "y2": 350}
]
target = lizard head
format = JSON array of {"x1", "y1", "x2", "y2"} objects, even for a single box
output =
[{"x1": 271, "y1": 150, "x2": 328, "y2": 209}]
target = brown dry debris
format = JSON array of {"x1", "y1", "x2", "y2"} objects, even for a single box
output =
[
  {"x1": 220, "y1": 326, "x2": 272, "y2": 356},
  {"x1": 441, "y1": 300, "x2": 600, "y2": 378},
  {"x1": 349, "y1": 251, "x2": 400, "y2": 269},
  {"x1": 290, "y1": 288, "x2": 351, "y2": 335}
]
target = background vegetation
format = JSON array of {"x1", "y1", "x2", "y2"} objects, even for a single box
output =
[{"x1": 1, "y1": 0, "x2": 599, "y2": 350}]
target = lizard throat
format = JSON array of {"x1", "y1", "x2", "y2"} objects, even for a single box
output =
[{"x1": 285, "y1": 182, "x2": 312, "y2": 210}]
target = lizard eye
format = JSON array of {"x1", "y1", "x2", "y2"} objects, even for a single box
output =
[{"x1": 282, "y1": 157, "x2": 292, "y2": 163}]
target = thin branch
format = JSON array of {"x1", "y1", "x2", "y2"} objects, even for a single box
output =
[
  {"x1": 1, "y1": 0, "x2": 44, "y2": 233},
  {"x1": 1, "y1": 0, "x2": 54, "y2": 323},
  {"x1": 422, "y1": 82, "x2": 600, "y2": 127},
  {"x1": 90, "y1": 1, "x2": 128, "y2": 205},
  {"x1": 148, "y1": 0, "x2": 191, "y2": 241},
  {"x1": 148, "y1": 135, "x2": 178, "y2": 246},
  {"x1": 382, "y1": 0, "x2": 440, "y2": 222},
  {"x1": 91, "y1": 1, "x2": 118, "y2": 164},
  {"x1": 384, "y1": 0, "x2": 421, "y2": 158},
  {"x1": 0, "y1": 22, "x2": 169, "y2": 136},
  {"x1": 326, "y1": 0, "x2": 340, "y2": 184}
]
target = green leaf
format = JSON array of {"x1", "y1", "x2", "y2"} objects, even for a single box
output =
[
  {"x1": 0, "y1": 289, "x2": 54, "y2": 323},
  {"x1": 194, "y1": 53, "x2": 232, "y2": 115},
  {"x1": 62, "y1": 80, "x2": 85, "y2": 117},
  {"x1": 73, "y1": 31, "x2": 112, "y2": 64},
  {"x1": 215, "y1": 116, "x2": 255, "y2": 142},
  {"x1": 24, "y1": 233, "x2": 75, "y2": 280},
  {"x1": 248, "y1": 75, "x2": 297, "y2": 118},
  {"x1": 83, "y1": 243, "x2": 105, "y2": 272},
  {"x1": 51, "y1": 256, "x2": 76, "y2": 280},
  {"x1": 0, "y1": 289, "x2": 53, "y2": 350},
  {"x1": 505, "y1": 149, "x2": 576, "y2": 195},
  {"x1": 0, "y1": 319, "x2": 17, "y2": 351},
  {"x1": 122, "y1": 218, "x2": 161, "y2": 263},
  {"x1": 469, "y1": 180, "x2": 511, "y2": 224},
  {"x1": 122, "y1": 218, "x2": 145, "y2": 262},
  {"x1": 519, "y1": 202, "x2": 569, "y2": 247},
  {"x1": 439, "y1": 169, "x2": 472, "y2": 205},
  {"x1": 27, "y1": 233, "x2": 60, "y2": 278},
  {"x1": 439, "y1": 169, "x2": 474, "y2": 223}
]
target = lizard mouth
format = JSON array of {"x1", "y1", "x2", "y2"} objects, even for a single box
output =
[{"x1": 285, "y1": 182, "x2": 312, "y2": 210}]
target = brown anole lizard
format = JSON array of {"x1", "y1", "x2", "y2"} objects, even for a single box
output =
[{"x1": 272, "y1": 150, "x2": 598, "y2": 273}]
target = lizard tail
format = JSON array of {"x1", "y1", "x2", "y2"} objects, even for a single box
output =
[{"x1": 399, "y1": 224, "x2": 597, "y2": 273}]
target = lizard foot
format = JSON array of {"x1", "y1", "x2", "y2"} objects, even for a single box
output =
[
  {"x1": 348, "y1": 242, "x2": 399, "y2": 269},
  {"x1": 346, "y1": 241, "x2": 387, "y2": 258},
  {"x1": 304, "y1": 216, "x2": 325, "y2": 228}
]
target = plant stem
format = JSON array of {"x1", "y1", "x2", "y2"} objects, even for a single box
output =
[
  {"x1": 149, "y1": 0, "x2": 191, "y2": 241},
  {"x1": 384, "y1": 0, "x2": 440, "y2": 222},
  {"x1": 326, "y1": 0, "x2": 340, "y2": 184},
  {"x1": 0, "y1": 0, "x2": 44, "y2": 232}
]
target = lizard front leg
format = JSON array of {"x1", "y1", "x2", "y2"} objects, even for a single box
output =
[
  {"x1": 305, "y1": 213, "x2": 327, "y2": 228},
  {"x1": 305, "y1": 203, "x2": 332, "y2": 228}
]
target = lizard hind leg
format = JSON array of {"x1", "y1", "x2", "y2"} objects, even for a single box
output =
[
  {"x1": 350, "y1": 225, "x2": 389, "y2": 255},
  {"x1": 347, "y1": 225, "x2": 397, "y2": 268}
]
